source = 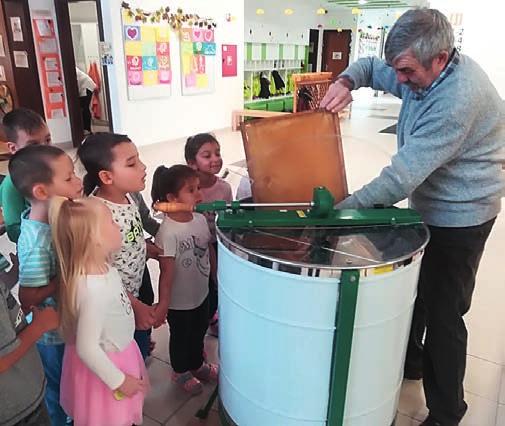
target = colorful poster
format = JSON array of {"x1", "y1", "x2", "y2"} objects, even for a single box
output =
[
  {"x1": 121, "y1": 10, "x2": 171, "y2": 100},
  {"x1": 32, "y1": 17, "x2": 66, "y2": 119},
  {"x1": 222, "y1": 44, "x2": 237, "y2": 77},
  {"x1": 180, "y1": 27, "x2": 215, "y2": 95}
]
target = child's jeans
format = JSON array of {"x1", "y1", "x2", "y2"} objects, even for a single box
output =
[
  {"x1": 36, "y1": 342, "x2": 67, "y2": 426},
  {"x1": 135, "y1": 268, "x2": 154, "y2": 360}
]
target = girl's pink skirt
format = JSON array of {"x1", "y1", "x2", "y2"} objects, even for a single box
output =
[{"x1": 60, "y1": 340, "x2": 149, "y2": 426}]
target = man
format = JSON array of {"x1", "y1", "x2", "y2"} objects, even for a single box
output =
[
  {"x1": 320, "y1": 8, "x2": 505, "y2": 426},
  {"x1": 75, "y1": 67, "x2": 96, "y2": 134}
]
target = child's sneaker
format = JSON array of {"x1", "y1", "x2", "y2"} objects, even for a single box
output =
[
  {"x1": 192, "y1": 362, "x2": 219, "y2": 382},
  {"x1": 172, "y1": 371, "x2": 203, "y2": 396}
]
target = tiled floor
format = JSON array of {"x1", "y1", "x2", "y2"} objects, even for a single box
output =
[{"x1": 1, "y1": 91, "x2": 504, "y2": 425}]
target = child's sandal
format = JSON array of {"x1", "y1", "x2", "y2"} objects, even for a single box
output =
[
  {"x1": 192, "y1": 362, "x2": 219, "y2": 382},
  {"x1": 172, "y1": 371, "x2": 203, "y2": 396}
]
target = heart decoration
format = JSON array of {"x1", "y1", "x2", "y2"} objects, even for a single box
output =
[
  {"x1": 204, "y1": 30, "x2": 214, "y2": 42},
  {"x1": 192, "y1": 29, "x2": 203, "y2": 41},
  {"x1": 127, "y1": 26, "x2": 138, "y2": 40}
]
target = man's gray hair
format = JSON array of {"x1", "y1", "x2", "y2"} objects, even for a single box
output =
[{"x1": 384, "y1": 8, "x2": 454, "y2": 68}]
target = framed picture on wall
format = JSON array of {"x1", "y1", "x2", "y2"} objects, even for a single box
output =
[
  {"x1": 121, "y1": 9, "x2": 172, "y2": 101},
  {"x1": 179, "y1": 27, "x2": 216, "y2": 96}
]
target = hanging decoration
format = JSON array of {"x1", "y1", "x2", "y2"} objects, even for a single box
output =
[{"x1": 121, "y1": 2, "x2": 217, "y2": 31}]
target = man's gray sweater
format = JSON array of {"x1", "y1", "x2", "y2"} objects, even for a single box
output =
[{"x1": 338, "y1": 51, "x2": 505, "y2": 227}]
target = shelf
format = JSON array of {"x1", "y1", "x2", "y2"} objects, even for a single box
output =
[
  {"x1": 245, "y1": 94, "x2": 293, "y2": 104},
  {"x1": 244, "y1": 67, "x2": 303, "y2": 72}
]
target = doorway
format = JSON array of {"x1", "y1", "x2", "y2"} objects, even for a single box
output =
[
  {"x1": 69, "y1": 1, "x2": 110, "y2": 134},
  {"x1": 55, "y1": 0, "x2": 111, "y2": 146},
  {"x1": 322, "y1": 30, "x2": 352, "y2": 80},
  {"x1": 308, "y1": 29, "x2": 319, "y2": 73}
]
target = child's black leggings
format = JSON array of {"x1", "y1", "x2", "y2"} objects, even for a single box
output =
[{"x1": 167, "y1": 297, "x2": 209, "y2": 373}]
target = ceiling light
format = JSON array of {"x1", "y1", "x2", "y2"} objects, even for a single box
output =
[
  {"x1": 351, "y1": 7, "x2": 361, "y2": 15},
  {"x1": 317, "y1": 7, "x2": 327, "y2": 15},
  {"x1": 358, "y1": 0, "x2": 368, "y2": 4},
  {"x1": 256, "y1": 8, "x2": 265, "y2": 15},
  {"x1": 284, "y1": 8, "x2": 294, "y2": 15}
]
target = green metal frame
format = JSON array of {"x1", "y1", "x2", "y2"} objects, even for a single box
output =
[
  {"x1": 195, "y1": 187, "x2": 422, "y2": 229},
  {"x1": 327, "y1": 269, "x2": 360, "y2": 426},
  {"x1": 214, "y1": 208, "x2": 422, "y2": 229}
]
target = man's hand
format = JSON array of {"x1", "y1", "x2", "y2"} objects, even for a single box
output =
[
  {"x1": 131, "y1": 299, "x2": 156, "y2": 330},
  {"x1": 320, "y1": 78, "x2": 353, "y2": 113},
  {"x1": 146, "y1": 240, "x2": 163, "y2": 261}
]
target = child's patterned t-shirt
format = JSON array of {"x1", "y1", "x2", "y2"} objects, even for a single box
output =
[
  {"x1": 155, "y1": 213, "x2": 211, "y2": 310},
  {"x1": 92, "y1": 194, "x2": 146, "y2": 297}
]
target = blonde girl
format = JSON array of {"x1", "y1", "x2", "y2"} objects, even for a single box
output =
[{"x1": 50, "y1": 196, "x2": 148, "y2": 426}]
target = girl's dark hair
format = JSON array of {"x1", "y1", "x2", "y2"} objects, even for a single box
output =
[
  {"x1": 184, "y1": 133, "x2": 219, "y2": 163},
  {"x1": 76, "y1": 132, "x2": 132, "y2": 195},
  {"x1": 151, "y1": 164, "x2": 198, "y2": 204}
]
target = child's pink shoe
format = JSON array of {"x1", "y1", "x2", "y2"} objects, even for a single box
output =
[
  {"x1": 172, "y1": 371, "x2": 203, "y2": 396},
  {"x1": 192, "y1": 362, "x2": 219, "y2": 382}
]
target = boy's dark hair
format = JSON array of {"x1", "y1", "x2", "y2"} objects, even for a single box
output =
[
  {"x1": 8, "y1": 144, "x2": 65, "y2": 199},
  {"x1": 76, "y1": 132, "x2": 132, "y2": 195},
  {"x1": 2, "y1": 108, "x2": 46, "y2": 144},
  {"x1": 184, "y1": 133, "x2": 219, "y2": 163},
  {"x1": 151, "y1": 165, "x2": 198, "y2": 204}
]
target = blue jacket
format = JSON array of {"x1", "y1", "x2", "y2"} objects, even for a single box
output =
[{"x1": 338, "y1": 51, "x2": 505, "y2": 227}]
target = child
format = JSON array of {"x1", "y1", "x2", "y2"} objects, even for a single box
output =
[
  {"x1": 0, "y1": 252, "x2": 59, "y2": 426},
  {"x1": 151, "y1": 165, "x2": 218, "y2": 395},
  {"x1": 0, "y1": 108, "x2": 51, "y2": 243},
  {"x1": 9, "y1": 144, "x2": 83, "y2": 425},
  {"x1": 76, "y1": 133, "x2": 158, "y2": 360},
  {"x1": 50, "y1": 196, "x2": 148, "y2": 426},
  {"x1": 185, "y1": 133, "x2": 232, "y2": 336}
]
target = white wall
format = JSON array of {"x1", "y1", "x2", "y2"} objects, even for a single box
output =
[
  {"x1": 430, "y1": 0, "x2": 505, "y2": 98},
  {"x1": 245, "y1": 0, "x2": 358, "y2": 65},
  {"x1": 100, "y1": 0, "x2": 244, "y2": 146},
  {"x1": 69, "y1": 1, "x2": 98, "y2": 23},
  {"x1": 28, "y1": 0, "x2": 73, "y2": 144}
]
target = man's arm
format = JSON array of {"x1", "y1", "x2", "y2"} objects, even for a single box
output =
[
  {"x1": 336, "y1": 104, "x2": 475, "y2": 209},
  {"x1": 339, "y1": 56, "x2": 404, "y2": 97}
]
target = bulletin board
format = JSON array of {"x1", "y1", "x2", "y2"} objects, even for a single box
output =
[
  {"x1": 222, "y1": 44, "x2": 237, "y2": 77},
  {"x1": 179, "y1": 27, "x2": 216, "y2": 95},
  {"x1": 121, "y1": 10, "x2": 172, "y2": 100},
  {"x1": 32, "y1": 17, "x2": 66, "y2": 119}
]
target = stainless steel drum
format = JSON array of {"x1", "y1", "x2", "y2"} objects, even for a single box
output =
[{"x1": 217, "y1": 223, "x2": 429, "y2": 426}]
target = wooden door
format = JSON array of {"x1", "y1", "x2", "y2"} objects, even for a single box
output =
[
  {"x1": 0, "y1": 2, "x2": 18, "y2": 112},
  {"x1": 3, "y1": 0, "x2": 45, "y2": 117},
  {"x1": 322, "y1": 30, "x2": 351, "y2": 80},
  {"x1": 308, "y1": 29, "x2": 319, "y2": 73}
]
